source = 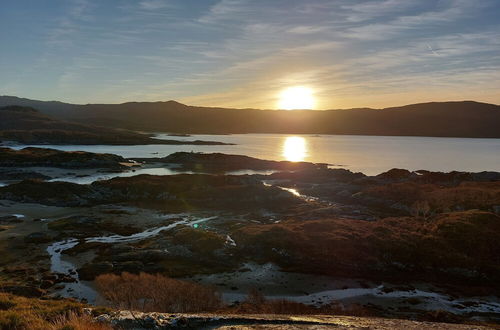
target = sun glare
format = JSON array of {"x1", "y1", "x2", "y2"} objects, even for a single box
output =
[
  {"x1": 283, "y1": 136, "x2": 307, "y2": 162},
  {"x1": 278, "y1": 86, "x2": 315, "y2": 110}
]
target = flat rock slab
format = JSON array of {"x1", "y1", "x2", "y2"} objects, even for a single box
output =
[{"x1": 96, "y1": 311, "x2": 492, "y2": 329}]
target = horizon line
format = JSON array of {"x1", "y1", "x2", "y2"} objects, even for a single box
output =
[{"x1": 1, "y1": 95, "x2": 499, "y2": 111}]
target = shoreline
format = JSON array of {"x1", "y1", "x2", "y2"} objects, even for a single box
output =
[{"x1": 3, "y1": 133, "x2": 499, "y2": 175}]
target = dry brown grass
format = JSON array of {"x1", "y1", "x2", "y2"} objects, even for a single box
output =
[
  {"x1": 0, "y1": 293, "x2": 112, "y2": 330},
  {"x1": 48, "y1": 311, "x2": 113, "y2": 330},
  {"x1": 364, "y1": 181, "x2": 500, "y2": 213},
  {"x1": 95, "y1": 272, "x2": 222, "y2": 313}
]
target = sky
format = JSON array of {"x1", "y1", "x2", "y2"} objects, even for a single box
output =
[{"x1": 0, "y1": 0, "x2": 499, "y2": 109}]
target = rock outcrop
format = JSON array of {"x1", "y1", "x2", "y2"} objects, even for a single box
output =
[
  {"x1": 0, "y1": 147, "x2": 130, "y2": 169},
  {"x1": 94, "y1": 311, "x2": 493, "y2": 329},
  {"x1": 139, "y1": 152, "x2": 327, "y2": 172},
  {"x1": 0, "y1": 174, "x2": 301, "y2": 209}
]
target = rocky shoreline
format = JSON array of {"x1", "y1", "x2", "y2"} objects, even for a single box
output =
[{"x1": 0, "y1": 147, "x2": 132, "y2": 169}]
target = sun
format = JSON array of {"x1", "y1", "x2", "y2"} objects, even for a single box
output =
[{"x1": 278, "y1": 86, "x2": 315, "y2": 110}]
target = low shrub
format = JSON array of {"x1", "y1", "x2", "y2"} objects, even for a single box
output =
[{"x1": 95, "y1": 272, "x2": 222, "y2": 313}]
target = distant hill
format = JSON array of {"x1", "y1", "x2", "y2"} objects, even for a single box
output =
[
  {"x1": 0, "y1": 105, "x2": 227, "y2": 145},
  {"x1": 1, "y1": 96, "x2": 499, "y2": 138},
  {"x1": 0, "y1": 105, "x2": 164, "y2": 145}
]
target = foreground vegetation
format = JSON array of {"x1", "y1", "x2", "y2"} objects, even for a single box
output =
[
  {"x1": 94, "y1": 272, "x2": 498, "y2": 326},
  {"x1": 95, "y1": 272, "x2": 343, "y2": 316},
  {"x1": 0, "y1": 272, "x2": 495, "y2": 329},
  {"x1": 0, "y1": 293, "x2": 111, "y2": 330},
  {"x1": 96, "y1": 272, "x2": 223, "y2": 313}
]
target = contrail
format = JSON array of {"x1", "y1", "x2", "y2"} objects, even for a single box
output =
[{"x1": 427, "y1": 44, "x2": 439, "y2": 56}]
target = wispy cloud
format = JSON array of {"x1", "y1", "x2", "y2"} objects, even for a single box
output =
[
  {"x1": 1, "y1": 0, "x2": 499, "y2": 107},
  {"x1": 345, "y1": 0, "x2": 488, "y2": 40},
  {"x1": 139, "y1": 0, "x2": 172, "y2": 11},
  {"x1": 197, "y1": 0, "x2": 249, "y2": 24},
  {"x1": 341, "y1": 0, "x2": 418, "y2": 22},
  {"x1": 45, "y1": 0, "x2": 94, "y2": 48}
]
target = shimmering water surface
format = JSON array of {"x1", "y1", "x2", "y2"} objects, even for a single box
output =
[{"x1": 10, "y1": 134, "x2": 500, "y2": 175}]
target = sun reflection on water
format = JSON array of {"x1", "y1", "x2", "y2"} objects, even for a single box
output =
[{"x1": 283, "y1": 136, "x2": 307, "y2": 162}]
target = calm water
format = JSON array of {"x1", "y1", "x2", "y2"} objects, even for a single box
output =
[{"x1": 10, "y1": 134, "x2": 500, "y2": 175}]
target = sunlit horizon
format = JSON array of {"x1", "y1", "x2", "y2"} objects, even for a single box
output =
[{"x1": 278, "y1": 86, "x2": 315, "y2": 110}]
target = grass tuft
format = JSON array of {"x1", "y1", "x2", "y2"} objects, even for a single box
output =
[{"x1": 0, "y1": 293, "x2": 113, "y2": 330}]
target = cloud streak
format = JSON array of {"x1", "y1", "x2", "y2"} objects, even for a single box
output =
[{"x1": 0, "y1": 0, "x2": 499, "y2": 108}]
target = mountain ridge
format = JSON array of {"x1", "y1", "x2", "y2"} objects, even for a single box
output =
[
  {"x1": 2, "y1": 95, "x2": 497, "y2": 110},
  {"x1": 1, "y1": 96, "x2": 499, "y2": 138}
]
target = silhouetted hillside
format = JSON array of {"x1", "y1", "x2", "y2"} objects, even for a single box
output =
[
  {"x1": 0, "y1": 105, "x2": 223, "y2": 145},
  {"x1": 0, "y1": 105, "x2": 167, "y2": 145},
  {"x1": 1, "y1": 96, "x2": 499, "y2": 138}
]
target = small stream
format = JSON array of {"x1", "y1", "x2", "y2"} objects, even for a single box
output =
[
  {"x1": 262, "y1": 182, "x2": 315, "y2": 200},
  {"x1": 263, "y1": 181, "x2": 337, "y2": 206},
  {"x1": 46, "y1": 216, "x2": 217, "y2": 302}
]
